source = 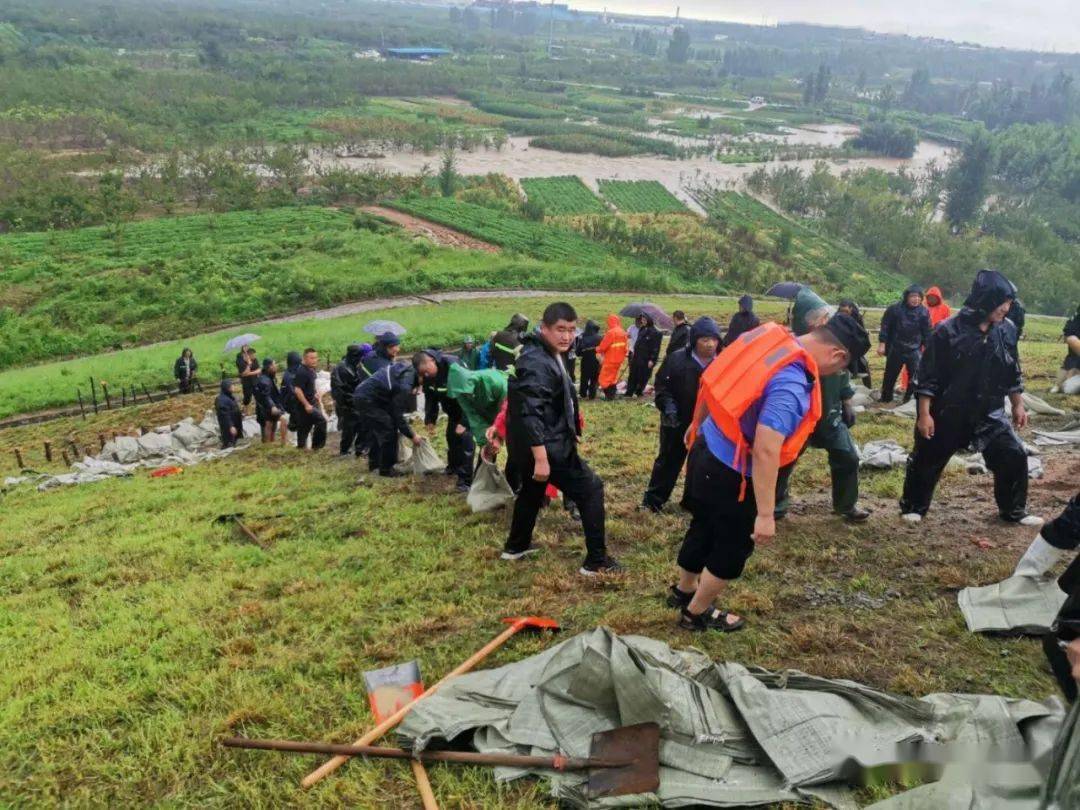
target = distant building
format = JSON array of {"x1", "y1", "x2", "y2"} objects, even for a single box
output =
[{"x1": 385, "y1": 47, "x2": 452, "y2": 61}]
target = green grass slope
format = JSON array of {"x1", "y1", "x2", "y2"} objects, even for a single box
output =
[{"x1": 597, "y1": 180, "x2": 689, "y2": 214}]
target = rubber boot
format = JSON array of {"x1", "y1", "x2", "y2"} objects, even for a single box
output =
[{"x1": 1013, "y1": 533, "x2": 1070, "y2": 577}]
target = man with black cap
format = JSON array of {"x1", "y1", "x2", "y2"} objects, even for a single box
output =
[
  {"x1": 412, "y1": 348, "x2": 475, "y2": 491},
  {"x1": 669, "y1": 312, "x2": 866, "y2": 632},
  {"x1": 877, "y1": 285, "x2": 931, "y2": 404},
  {"x1": 353, "y1": 362, "x2": 422, "y2": 477},
  {"x1": 280, "y1": 350, "x2": 302, "y2": 433},
  {"x1": 292, "y1": 348, "x2": 327, "y2": 451},
  {"x1": 331, "y1": 344, "x2": 365, "y2": 457},
  {"x1": 642, "y1": 316, "x2": 722, "y2": 513},
  {"x1": 900, "y1": 269, "x2": 1041, "y2": 526},
  {"x1": 362, "y1": 332, "x2": 401, "y2": 377},
  {"x1": 776, "y1": 286, "x2": 872, "y2": 522}
]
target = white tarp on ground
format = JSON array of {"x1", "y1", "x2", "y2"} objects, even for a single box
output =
[
  {"x1": 856, "y1": 439, "x2": 1043, "y2": 478},
  {"x1": 885, "y1": 392, "x2": 1065, "y2": 419},
  {"x1": 1034, "y1": 428, "x2": 1080, "y2": 447},
  {"x1": 958, "y1": 575, "x2": 1068, "y2": 636}
]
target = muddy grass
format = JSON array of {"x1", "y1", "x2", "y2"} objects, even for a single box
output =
[{"x1": 1, "y1": 347, "x2": 1077, "y2": 807}]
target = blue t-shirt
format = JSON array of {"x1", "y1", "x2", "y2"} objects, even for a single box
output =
[{"x1": 701, "y1": 360, "x2": 812, "y2": 475}]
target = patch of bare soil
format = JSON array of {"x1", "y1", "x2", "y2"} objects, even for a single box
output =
[{"x1": 362, "y1": 205, "x2": 500, "y2": 253}]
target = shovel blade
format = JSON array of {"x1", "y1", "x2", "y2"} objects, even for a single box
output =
[{"x1": 586, "y1": 722, "x2": 660, "y2": 799}]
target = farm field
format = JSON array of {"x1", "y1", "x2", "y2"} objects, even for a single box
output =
[
  {"x1": 597, "y1": 179, "x2": 689, "y2": 213},
  {"x1": 698, "y1": 191, "x2": 910, "y2": 303},
  {"x1": 520, "y1": 176, "x2": 607, "y2": 215},
  {"x1": 0, "y1": 294, "x2": 788, "y2": 420},
  {"x1": 0, "y1": 204, "x2": 717, "y2": 373},
  {"x1": 1, "y1": 306, "x2": 1075, "y2": 806}
]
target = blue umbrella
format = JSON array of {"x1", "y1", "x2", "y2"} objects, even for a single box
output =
[
  {"x1": 224, "y1": 333, "x2": 261, "y2": 352},
  {"x1": 766, "y1": 282, "x2": 803, "y2": 300},
  {"x1": 362, "y1": 320, "x2": 407, "y2": 337}
]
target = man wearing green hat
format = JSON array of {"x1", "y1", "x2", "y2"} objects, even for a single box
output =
[{"x1": 776, "y1": 286, "x2": 871, "y2": 523}]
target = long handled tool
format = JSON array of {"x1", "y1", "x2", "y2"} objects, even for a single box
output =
[
  {"x1": 300, "y1": 615, "x2": 560, "y2": 788},
  {"x1": 224, "y1": 722, "x2": 660, "y2": 799}
]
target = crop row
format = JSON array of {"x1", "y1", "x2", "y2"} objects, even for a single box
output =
[
  {"x1": 520, "y1": 176, "x2": 608, "y2": 215},
  {"x1": 597, "y1": 180, "x2": 688, "y2": 214}
]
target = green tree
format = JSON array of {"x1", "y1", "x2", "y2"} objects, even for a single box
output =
[
  {"x1": 96, "y1": 171, "x2": 137, "y2": 243},
  {"x1": 814, "y1": 64, "x2": 831, "y2": 103},
  {"x1": 437, "y1": 147, "x2": 458, "y2": 197},
  {"x1": 667, "y1": 27, "x2": 690, "y2": 64},
  {"x1": 802, "y1": 72, "x2": 816, "y2": 105},
  {"x1": 945, "y1": 127, "x2": 996, "y2": 228}
]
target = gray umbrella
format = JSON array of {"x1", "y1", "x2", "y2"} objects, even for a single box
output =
[
  {"x1": 224, "y1": 333, "x2": 260, "y2": 352},
  {"x1": 619, "y1": 302, "x2": 673, "y2": 331},
  {"x1": 362, "y1": 320, "x2": 407, "y2": 336},
  {"x1": 766, "y1": 282, "x2": 804, "y2": 300}
]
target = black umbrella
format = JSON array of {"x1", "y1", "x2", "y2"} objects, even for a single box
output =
[
  {"x1": 618, "y1": 302, "x2": 674, "y2": 331},
  {"x1": 765, "y1": 282, "x2": 804, "y2": 300}
]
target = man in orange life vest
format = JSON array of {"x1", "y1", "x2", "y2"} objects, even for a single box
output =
[{"x1": 669, "y1": 313, "x2": 868, "y2": 632}]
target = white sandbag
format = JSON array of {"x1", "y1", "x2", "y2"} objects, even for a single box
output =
[
  {"x1": 887, "y1": 392, "x2": 1064, "y2": 419},
  {"x1": 958, "y1": 575, "x2": 1067, "y2": 636},
  {"x1": 1063, "y1": 375, "x2": 1080, "y2": 395},
  {"x1": 858, "y1": 439, "x2": 908, "y2": 469},
  {"x1": 394, "y1": 435, "x2": 415, "y2": 472},
  {"x1": 137, "y1": 431, "x2": 174, "y2": 456},
  {"x1": 952, "y1": 452, "x2": 1044, "y2": 479},
  {"x1": 410, "y1": 438, "x2": 444, "y2": 475},
  {"x1": 467, "y1": 460, "x2": 515, "y2": 512},
  {"x1": 102, "y1": 435, "x2": 142, "y2": 463},
  {"x1": 849, "y1": 385, "x2": 873, "y2": 408}
]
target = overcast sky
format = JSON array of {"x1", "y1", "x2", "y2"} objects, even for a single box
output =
[{"x1": 571, "y1": 0, "x2": 1080, "y2": 53}]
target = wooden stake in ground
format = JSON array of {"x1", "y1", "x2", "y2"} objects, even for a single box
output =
[
  {"x1": 44, "y1": 441, "x2": 52, "y2": 462},
  {"x1": 301, "y1": 616, "x2": 560, "y2": 788},
  {"x1": 98, "y1": 433, "x2": 106, "y2": 451},
  {"x1": 13, "y1": 448, "x2": 24, "y2": 469},
  {"x1": 61, "y1": 450, "x2": 71, "y2": 466}
]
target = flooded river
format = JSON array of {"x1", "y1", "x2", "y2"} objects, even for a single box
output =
[{"x1": 310, "y1": 131, "x2": 953, "y2": 213}]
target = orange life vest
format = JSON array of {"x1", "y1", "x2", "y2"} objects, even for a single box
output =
[{"x1": 692, "y1": 322, "x2": 822, "y2": 497}]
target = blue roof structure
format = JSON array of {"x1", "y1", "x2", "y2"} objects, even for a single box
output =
[{"x1": 386, "y1": 47, "x2": 451, "y2": 58}]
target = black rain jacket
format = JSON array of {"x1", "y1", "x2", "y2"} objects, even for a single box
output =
[
  {"x1": 353, "y1": 364, "x2": 418, "y2": 439},
  {"x1": 506, "y1": 333, "x2": 580, "y2": 465},
  {"x1": 215, "y1": 380, "x2": 243, "y2": 439},
  {"x1": 653, "y1": 347, "x2": 706, "y2": 428},
  {"x1": 421, "y1": 350, "x2": 465, "y2": 426},
  {"x1": 280, "y1": 351, "x2": 302, "y2": 412},
  {"x1": 254, "y1": 371, "x2": 283, "y2": 415},
  {"x1": 915, "y1": 273, "x2": 1023, "y2": 448},
  {"x1": 331, "y1": 346, "x2": 364, "y2": 405},
  {"x1": 878, "y1": 285, "x2": 932, "y2": 354},
  {"x1": 630, "y1": 315, "x2": 662, "y2": 369},
  {"x1": 724, "y1": 295, "x2": 761, "y2": 346},
  {"x1": 665, "y1": 321, "x2": 690, "y2": 357}
]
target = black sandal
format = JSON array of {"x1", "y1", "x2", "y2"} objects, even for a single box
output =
[
  {"x1": 679, "y1": 606, "x2": 746, "y2": 633},
  {"x1": 665, "y1": 584, "x2": 695, "y2": 609}
]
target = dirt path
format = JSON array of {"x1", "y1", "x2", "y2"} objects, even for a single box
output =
[{"x1": 362, "y1": 205, "x2": 500, "y2": 252}]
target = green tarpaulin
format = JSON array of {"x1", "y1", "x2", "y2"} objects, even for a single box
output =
[{"x1": 396, "y1": 628, "x2": 1064, "y2": 808}]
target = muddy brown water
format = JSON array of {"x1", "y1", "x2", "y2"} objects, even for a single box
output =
[{"x1": 310, "y1": 134, "x2": 953, "y2": 214}]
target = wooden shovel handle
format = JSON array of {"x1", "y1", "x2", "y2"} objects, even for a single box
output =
[
  {"x1": 411, "y1": 760, "x2": 439, "y2": 810},
  {"x1": 300, "y1": 622, "x2": 522, "y2": 788}
]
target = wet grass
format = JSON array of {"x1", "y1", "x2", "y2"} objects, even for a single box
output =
[{"x1": 1, "y1": 330, "x2": 1077, "y2": 807}]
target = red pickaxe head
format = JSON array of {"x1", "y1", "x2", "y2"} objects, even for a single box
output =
[{"x1": 503, "y1": 616, "x2": 560, "y2": 632}]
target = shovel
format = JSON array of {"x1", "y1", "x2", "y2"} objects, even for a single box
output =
[
  {"x1": 212, "y1": 512, "x2": 284, "y2": 551},
  {"x1": 222, "y1": 722, "x2": 660, "y2": 799}
]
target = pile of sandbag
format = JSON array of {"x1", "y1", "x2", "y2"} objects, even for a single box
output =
[
  {"x1": 398, "y1": 627, "x2": 1064, "y2": 809},
  {"x1": 5, "y1": 411, "x2": 260, "y2": 491},
  {"x1": 885, "y1": 392, "x2": 1065, "y2": 419}
]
